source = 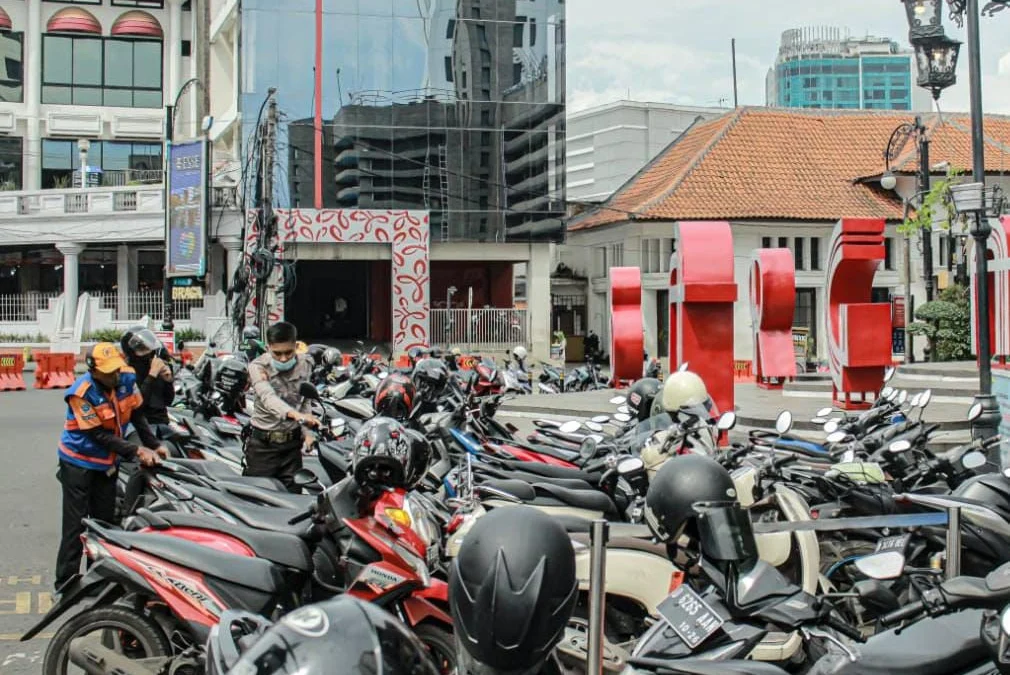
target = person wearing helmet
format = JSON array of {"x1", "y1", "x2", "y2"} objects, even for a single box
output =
[
  {"x1": 245, "y1": 321, "x2": 321, "y2": 492},
  {"x1": 351, "y1": 417, "x2": 430, "y2": 490},
  {"x1": 239, "y1": 325, "x2": 266, "y2": 361},
  {"x1": 450, "y1": 505, "x2": 578, "y2": 675},
  {"x1": 511, "y1": 345, "x2": 529, "y2": 371},
  {"x1": 207, "y1": 596, "x2": 439, "y2": 675},
  {"x1": 412, "y1": 357, "x2": 449, "y2": 412},
  {"x1": 120, "y1": 326, "x2": 175, "y2": 427},
  {"x1": 650, "y1": 369, "x2": 719, "y2": 424},
  {"x1": 374, "y1": 373, "x2": 416, "y2": 421},
  {"x1": 626, "y1": 377, "x2": 661, "y2": 423}
]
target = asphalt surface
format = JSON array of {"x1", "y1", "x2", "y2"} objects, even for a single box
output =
[{"x1": 0, "y1": 385, "x2": 552, "y2": 672}]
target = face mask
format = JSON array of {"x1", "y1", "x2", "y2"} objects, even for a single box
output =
[{"x1": 273, "y1": 357, "x2": 297, "y2": 373}]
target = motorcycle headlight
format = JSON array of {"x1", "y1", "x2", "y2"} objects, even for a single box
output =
[{"x1": 392, "y1": 542, "x2": 431, "y2": 586}]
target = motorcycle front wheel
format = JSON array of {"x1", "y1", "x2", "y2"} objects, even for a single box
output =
[
  {"x1": 413, "y1": 623, "x2": 456, "y2": 675},
  {"x1": 44, "y1": 605, "x2": 171, "y2": 675}
]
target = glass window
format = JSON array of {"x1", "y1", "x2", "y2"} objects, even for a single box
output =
[
  {"x1": 445, "y1": 18, "x2": 455, "y2": 38},
  {"x1": 794, "y1": 237, "x2": 805, "y2": 270},
  {"x1": 112, "y1": 0, "x2": 165, "y2": 7},
  {"x1": 761, "y1": 236, "x2": 771, "y2": 248},
  {"x1": 443, "y1": 56, "x2": 453, "y2": 82},
  {"x1": 884, "y1": 238, "x2": 894, "y2": 270},
  {"x1": 41, "y1": 139, "x2": 162, "y2": 188},
  {"x1": 0, "y1": 31, "x2": 23, "y2": 103},
  {"x1": 42, "y1": 35, "x2": 162, "y2": 108},
  {"x1": 513, "y1": 17, "x2": 525, "y2": 47},
  {"x1": 810, "y1": 237, "x2": 821, "y2": 270},
  {"x1": 0, "y1": 137, "x2": 22, "y2": 188},
  {"x1": 529, "y1": 17, "x2": 536, "y2": 46}
]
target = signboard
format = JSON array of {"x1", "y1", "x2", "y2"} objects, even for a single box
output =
[
  {"x1": 792, "y1": 327, "x2": 809, "y2": 359},
  {"x1": 892, "y1": 295, "x2": 906, "y2": 328},
  {"x1": 166, "y1": 140, "x2": 208, "y2": 278},
  {"x1": 892, "y1": 327, "x2": 905, "y2": 355},
  {"x1": 994, "y1": 369, "x2": 1010, "y2": 469},
  {"x1": 154, "y1": 330, "x2": 175, "y2": 355}
]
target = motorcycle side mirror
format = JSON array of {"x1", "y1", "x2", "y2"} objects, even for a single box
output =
[
  {"x1": 881, "y1": 387, "x2": 895, "y2": 399},
  {"x1": 919, "y1": 389, "x2": 932, "y2": 408},
  {"x1": 854, "y1": 551, "x2": 905, "y2": 580},
  {"x1": 613, "y1": 413, "x2": 633, "y2": 423},
  {"x1": 888, "y1": 439, "x2": 912, "y2": 454},
  {"x1": 609, "y1": 396, "x2": 627, "y2": 405},
  {"x1": 910, "y1": 393, "x2": 921, "y2": 408},
  {"x1": 1001, "y1": 606, "x2": 1010, "y2": 638},
  {"x1": 883, "y1": 366, "x2": 896, "y2": 383},
  {"x1": 378, "y1": 371, "x2": 388, "y2": 379},
  {"x1": 816, "y1": 407, "x2": 834, "y2": 418},
  {"x1": 617, "y1": 457, "x2": 645, "y2": 475},
  {"x1": 826, "y1": 431, "x2": 848, "y2": 444},
  {"x1": 559, "y1": 420, "x2": 583, "y2": 434},
  {"x1": 584, "y1": 421, "x2": 604, "y2": 433},
  {"x1": 962, "y1": 451, "x2": 987, "y2": 470},
  {"x1": 897, "y1": 390, "x2": 908, "y2": 405},
  {"x1": 840, "y1": 449, "x2": 856, "y2": 463},
  {"x1": 774, "y1": 411, "x2": 793, "y2": 435},
  {"x1": 823, "y1": 419, "x2": 840, "y2": 434},
  {"x1": 677, "y1": 362, "x2": 690, "y2": 373},
  {"x1": 331, "y1": 418, "x2": 346, "y2": 435},
  {"x1": 579, "y1": 436, "x2": 598, "y2": 460},
  {"x1": 886, "y1": 388, "x2": 899, "y2": 402},
  {"x1": 968, "y1": 402, "x2": 983, "y2": 421},
  {"x1": 617, "y1": 405, "x2": 631, "y2": 415},
  {"x1": 293, "y1": 468, "x2": 320, "y2": 488},
  {"x1": 591, "y1": 415, "x2": 610, "y2": 424},
  {"x1": 811, "y1": 417, "x2": 827, "y2": 424},
  {"x1": 717, "y1": 411, "x2": 737, "y2": 431},
  {"x1": 299, "y1": 382, "x2": 321, "y2": 400}
]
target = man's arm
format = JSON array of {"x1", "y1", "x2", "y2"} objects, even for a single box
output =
[
  {"x1": 130, "y1": 408, "x2": 160, "y2": 449},
  {"x1": 248, "y1": 360, "x2": 298, "y2": 419}
]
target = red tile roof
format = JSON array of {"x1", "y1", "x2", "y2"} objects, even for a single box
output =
[{"x1": 569, "y1": 107, "x2": 1010, "y2": 231}]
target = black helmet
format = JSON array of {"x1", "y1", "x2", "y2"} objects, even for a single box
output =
[
  {"x1": 207, "y1": 597, "x2": 438, "y2": 675},
  {"x1": 627, "y1": 378, "x2": 662, "y2": 422},
  {"x1": 241, "y1": 325, "x2": 261, "y2": 341},
  {"x1": 413, "y1": 357, "x2": 449, "y2": 398},
  {"x1": 120, "y1": 326, "x2": 160, "y2": 361},
  {"x1": 644, "y1": 454, "x2": 738, "y2": 544},
  {"x1": 954, "y1": 473, "x2": 1010, "y2": 521},
  {"x1": 374, "y1": 373, "x2": 416, "y2": 421},
  {"x1": 352, "y1": 417, "x2": 429, "y2": 489},
  {"x1": 214, "y1": 357, "x2": 250, "y2": 399},
  {"x1": 407, "y1": 346, "x2": 431, "y2": 367},
  {"x1": 307, "y1": 343, "x2": 328, "y2": 366},
  {"x1": 450, "y1": 505, "x2": 578, "y2": 675},
  {"x1": 322, "y1": 347, "x2": 343, "y2": 366}
]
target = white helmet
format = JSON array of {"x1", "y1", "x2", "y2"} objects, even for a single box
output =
[
  {"x1": 512, "y1": 345, "x2": 528, "y2": 361},
  {"x1": 652, "y1": 370, "x2": 717, "y2": 418}
]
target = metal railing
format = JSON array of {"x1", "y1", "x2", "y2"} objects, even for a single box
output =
[
  {"x1": 91, "y1": 291, "x2": 205, "y2": 321},
  {"x1": 0, "y1": 292, "x2": 58, "y2": 322},
  {"x1": 0, "y1": 186, "x2": 164, "y2": 217},
  {"x1": 101, "y1": 169, "x2": 163, "y2": 187},
  {"x1": 430, "y1": 308, "x2": 528, "y2": 351}
]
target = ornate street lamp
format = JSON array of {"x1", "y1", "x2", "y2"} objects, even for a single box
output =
[
  {"x1": 901, "y1": 0, "x2": 947, "y2": 36},
  {"x1": 911, "y1": 33, "x2": 961, "y2": 99}
]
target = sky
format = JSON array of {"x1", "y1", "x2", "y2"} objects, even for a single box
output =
[{"x1": 566, "y1": 0, "x2": 1010, "y2": 114}]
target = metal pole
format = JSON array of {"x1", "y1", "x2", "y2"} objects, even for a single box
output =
[
  {"x1": 731, "y1": 39, "x2": 739, "y2": 108},
  {"x1": 903, "y1": 204, "x2": 914, "y2": 364},
  {"x1": 946, "y1": 506, "x2": 961, "y2": 579},
  {"x1": 917, "y1": 118, "x2": 934, "y2": 302},
  {"x1": 587, "y1": 519, "x2": 609, "y2": 675},
  {"x1": 162, "y1": 104, "x2": 175, "y2": 331}
]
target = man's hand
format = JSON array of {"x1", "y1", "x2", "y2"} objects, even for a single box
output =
[
  {"x1": 302, "y1": 433, "x2": 317, "y2": 456},
  {"x1": 153, "y1": 445, "x2": 170, "y2": 459},
  {"x1": 136, "y1": 448, "x2": 161, "y2": 468},
  {"x1": 150, "y1": 357, "x2": 173, "y2": 381},
  {"x1": 288, "y1": 411, "x2": 321, "y2": 428}
]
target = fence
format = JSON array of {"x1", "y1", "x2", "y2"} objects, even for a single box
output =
[
  {"x1": 0, "y1": 293, "x2": 58, "y2": 322},
  {"x1": 430, "y1": 308, "x2": 528, "y2": 351},
  {"x1": 92, "y1": 291, "x2": 205, "y2": 321}
]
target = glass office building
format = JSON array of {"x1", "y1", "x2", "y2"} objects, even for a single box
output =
[
  {"x1": 240, "y1": 0, "x2": 566, "y2": 243},
  {"x1": 766, "y1": 27, "x2": 916, "y2": 111}
]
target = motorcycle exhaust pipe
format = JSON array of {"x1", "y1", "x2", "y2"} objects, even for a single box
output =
[
  {"x1": 69, "y1": 635, "x2": 165, "y2": 675},
  {"x1": 587, "y1": 519, "x2": 609, "y2": 675}
]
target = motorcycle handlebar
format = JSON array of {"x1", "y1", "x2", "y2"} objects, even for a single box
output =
[
  {"x1": 825, "y1": 615, "x2": 866, "y2": 643},
  {"x1": 287, "y1": 509, "x2": 313, "y2": 525},
  {"x1": 879, "y1": 600, "x2": 926, "y2": 626}
]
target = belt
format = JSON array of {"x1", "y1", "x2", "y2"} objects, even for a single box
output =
[{"x1": 249, "y1": 426, "x2": 301, "y2": 445}]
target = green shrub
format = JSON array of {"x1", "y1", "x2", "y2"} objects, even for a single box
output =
[
  {"x1": 175, "y1": 327, "x2": 205, "y2": 342},
  {"x1": 0, "y1": 332, "x2": 48, "y2": 343},
  {"x1": 906, "y1": 285, "x2": 972, "y2": 362},
  {"x1": 82, "y1": 328, "x2": 124, "y2": 343}
]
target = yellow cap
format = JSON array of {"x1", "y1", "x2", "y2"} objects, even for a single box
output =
[{"x1": 90, "y1": 342, "x2": 127, "y2": 374}]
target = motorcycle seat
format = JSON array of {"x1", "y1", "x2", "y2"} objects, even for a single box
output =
[
  {"x1": 138, "y1": 511, "x2": 313, "y2": 572},
  {"x1": 555, "y1": 516, "x2": 654, "y2": 539},
  {"x1": 109, "y1": 529, "x2": 285, "y2": 595},
  {"x1": 496, "y1": 460, "x2": 599, "y2": 485},
  {"x1": 185, "y1": 485, "x2": 312, "y2": 536},
  {"x1": 570, "y1": 531, "x2": 667, "y2": 558},
  {"x1": 821, "y1": 609, "x2": 986, "y2": 675},
  {"x1": 531, "y1": 483, "x2": 618, "y2": 515},
  {"x1": 215, "y1": 481, "x2": 317, "y2": 510},
  {"x1": 476, "y1": 470, "x2": 594, "y2": 492},
  {"x1": 632, "y1": 658, "x2": 788, "y2": 675}
]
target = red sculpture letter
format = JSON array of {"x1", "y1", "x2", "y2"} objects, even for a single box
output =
[
  {"x1": 668, "y1": 221, "x2": 737, "y2": 415},
  {"x1": 826, "y1": 218, "x2": 892, "y2": 409},
  {"x1": 750, "y1": 249, "x2": 796, "y2": 388},
  {"x1": 971, "y1": 216, "x2": 1010, "y2": 365},
  {"x1": 609, "y1": 266, "x2": 644, "y2": 387}
]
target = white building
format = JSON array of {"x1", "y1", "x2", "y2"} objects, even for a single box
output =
[
  {"x1": 566, "y1": 100, "x2": 728, "y2": 203},
  {"x1": 563, "y1": 106, "x2": 1010, "y2": 365}
]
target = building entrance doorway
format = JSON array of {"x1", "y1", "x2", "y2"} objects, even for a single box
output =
[{"x1": 287, "y1": 261, "x2": 369, "y2": 340}]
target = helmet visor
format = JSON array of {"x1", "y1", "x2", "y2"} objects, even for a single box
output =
[{"x1": 695, "y1": 504, "x2": 757, "y2": 562}]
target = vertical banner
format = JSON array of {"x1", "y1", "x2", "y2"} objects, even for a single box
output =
[{"x1": 166, "y1": 140, "x2": 208, "y2": 278}]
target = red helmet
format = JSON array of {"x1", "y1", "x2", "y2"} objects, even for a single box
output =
[{"x1": 373, "y1": 373, "x2": 416, "y2": 421}]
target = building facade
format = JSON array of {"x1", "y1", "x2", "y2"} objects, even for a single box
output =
[
  {"x1": 566, "y1": 100, "x2": 728, "y2": 203},
  {"x1": 765, "y1": 27, "x2": 931, "y2": 112}
]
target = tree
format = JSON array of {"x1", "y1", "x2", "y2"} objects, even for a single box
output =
[{"x1": 906, "y1": 285, "x2": 972, "y2": 361}]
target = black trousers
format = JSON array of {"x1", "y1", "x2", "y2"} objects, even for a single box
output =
[
  {"x1": 55, "y1": 461, "x2": 117, "y2": 590},
  {"x1": 243, "y1": 436, "x2": 303, "y2": 493}
]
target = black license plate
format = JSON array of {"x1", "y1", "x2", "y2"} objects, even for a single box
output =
[
  {"x1": 657, "y1": 585, "x2": 725, "y2": 649},
  {"x1": 875, "y1": 533, "x2": 910, "y2": 554}
]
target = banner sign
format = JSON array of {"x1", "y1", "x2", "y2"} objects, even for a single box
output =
[{"x1": 166, "y1": 140, "x2": 207, "y2": 278}]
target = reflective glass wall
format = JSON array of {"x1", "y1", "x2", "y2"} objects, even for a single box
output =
[{"x1": 240, "y1": 0, "x2": 566, "y2": 242}]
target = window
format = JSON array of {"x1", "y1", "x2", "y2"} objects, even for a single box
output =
[
  {"x1": 0, "y1": 137, "x2": 23, "y2": 189},
  {"x1": 43, "y1": 35, "x2": 163, "y2": 108},
  {"x1": 480, "y1": 150, "x2": 489, "y2": 168},
  {"x1": 443, "y1": 56, "x2": 453, "y2": 82},
  {"x1": 810, "y1": 237, "x2": 821, "y2": 270},
  {"x1": 884, "y1": 237, "x2": 894, "y2": 270},
  {"x1": 480, "y1": 65, "x2": 490, "y2": 86},
  {"x1": 461, "y1": 70, "x2": 466, "y2": 88},
  {"x1": 803, "y1": 77, "x2": 816, "y2": 88},
  {"x1": 513, "y1": 62, "x2": 522, "y2": 85},
  {"x1": 445, "y1": 18, "x2": 455, "y2": 38},
  {"x1": 794, "y1": 237, "x2": 805, "y2": 270},
  {"x1": 593, "y1": 247, "x2": 606, "y2": 277},
  {"x1": 891, "y1": 89, "x2": 908, "y2": 100},
  {"x1": 480, "y1": 131, "x2": 490, "y2": 145},
  {"x1": 529, "y1": 17, "x2": 536, "y2": 46},
  {"x1": 181, "y1": 40, "x2": 191, "y2": 57},
  {"x1": 778, "y1": 237, "x2": 788, "y2": 249},
  {"x1": 761, "y1": 236, "x2": 772, "y2": 248},
  {"x1": 112, "y1": 0, "x2": 166, "y2": 6},
  {"x1": 609, "y1": 243, "x2": 624, "y2": 268},
  {"x1": 42, "y1": 139, "x2": 162, "y2": 189},
  {"x1": 822, "y1": 91, "x2": 833, "y2": 102},
  {"x1": 476, "y1": 24, "x2": 486, "y2": 46},
  {"x1": 480, "y1": 109, "x2": 490, "y2": 124},
  {"x1": 0, "y1": 30, "x2": 23, "y2": 103},
  {"x1": 513, "y1": 17, "x2": 525, "y2": 47}
]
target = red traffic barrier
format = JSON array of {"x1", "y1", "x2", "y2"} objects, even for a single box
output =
[
  {"x1": 33, "y1": 352, "x2": 76, "y2": 390},
  {"x1": 0, "y1": 352, "x2": 27, "y2": 391}
]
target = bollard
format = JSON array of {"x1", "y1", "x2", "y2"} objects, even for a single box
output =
[
  {"x1": 946, "y1": 506, "x2": 961, "y2": 579},
  {"x1": 587, "y1": 519, "x2": 609, "y2": 675}
]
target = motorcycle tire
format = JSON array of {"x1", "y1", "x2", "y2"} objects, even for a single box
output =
[
  {"x1": 413, "y1": 623, "x2": 456, "y2": 675},
  {"x1": 43, "y1": 605, "x2": 171, "y2": 675}
]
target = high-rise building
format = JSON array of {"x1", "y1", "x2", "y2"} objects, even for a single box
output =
[{"x1": 765, "y1": 27, "x2": 931, "y2": 112}]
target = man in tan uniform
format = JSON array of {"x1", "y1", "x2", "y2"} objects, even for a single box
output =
[{"x1": 245, "y1": 321, "x2": 320, "y2": 492}]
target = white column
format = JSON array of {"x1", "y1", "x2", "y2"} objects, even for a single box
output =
[
  {"x1": 167, "y1": 0, "x2": 184, "y2": 105},
  {"x1": 57, "y1": 243, "x2": 85, "y2": 330},
  {"x1": 24, "y1": 0, "x2": 42, "y2": 190},
  {"x1": 641, "y1": 288, "x2": 658, "y2": 359},
  {"x1": 527, "y1": 243, "x2": 552, "y2": 361},
  {"x1": 116, "y1": 245, "x2": 138, "y2": 321}
]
